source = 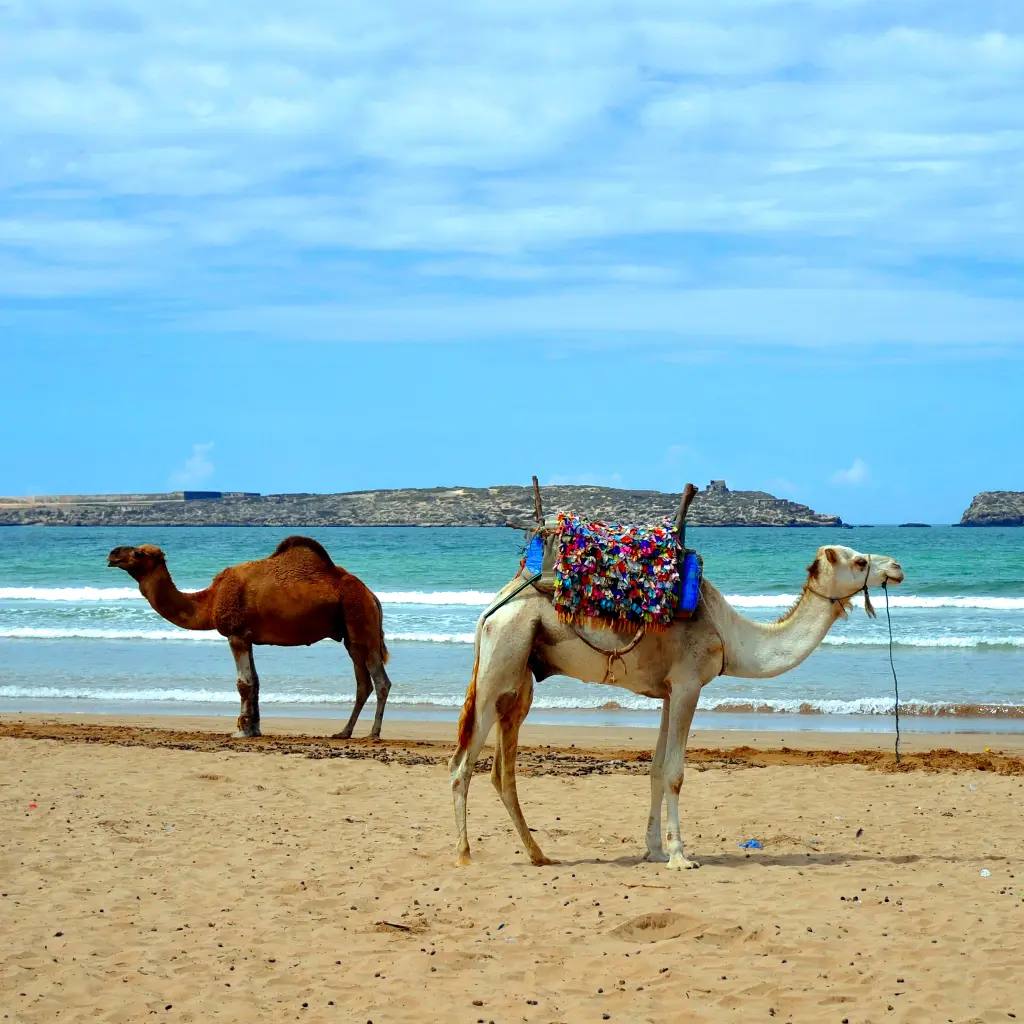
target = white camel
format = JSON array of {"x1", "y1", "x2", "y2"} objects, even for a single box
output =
[{"x1": 449, "y1": 543, "x2": 904, "y2": 869}]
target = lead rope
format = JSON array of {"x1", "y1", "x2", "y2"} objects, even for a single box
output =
[{"x1": 882, "y1": 580, "x2": 901, "y2": 765}]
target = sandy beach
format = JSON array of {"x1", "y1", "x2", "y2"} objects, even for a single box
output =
[{"x1": 2, "y1": 714, "x2": 1022, "y2": 1023}]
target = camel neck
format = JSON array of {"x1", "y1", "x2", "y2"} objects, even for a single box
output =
[
  {"x1": 707, "y1": 582, "x2": 843, "y2": 679},
  {"x1": 139, "y1": 565, "x2": 212, "y2": 631}
]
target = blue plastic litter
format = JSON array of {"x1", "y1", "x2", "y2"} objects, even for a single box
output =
[{"x1": 737, "y1": 840, "x2": 763, "y2": 849}]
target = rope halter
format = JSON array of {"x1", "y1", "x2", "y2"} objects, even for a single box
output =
[{"x1": 804, "y1": 557, "x2": 876, "y2": 618}]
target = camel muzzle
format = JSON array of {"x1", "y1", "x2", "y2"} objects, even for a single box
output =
[
  {"x1": 107, "y1": 548, "x2": 132, "y2": 568},
  {"x1": 883, "y1": 561, "x2": 905, "y2": 586}
]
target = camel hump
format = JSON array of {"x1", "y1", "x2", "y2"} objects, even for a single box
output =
[{"x1": 272, "y1": 536, "x2": 336, "y2": 566}]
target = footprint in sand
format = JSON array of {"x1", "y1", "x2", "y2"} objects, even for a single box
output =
[{"x1": 610, "y1": 911, "x2": 752, "y2": 947}]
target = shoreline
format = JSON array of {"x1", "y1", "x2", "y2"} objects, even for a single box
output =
[{"x1": 3, "y1": 710, "x2": 1024, "y2": 756}]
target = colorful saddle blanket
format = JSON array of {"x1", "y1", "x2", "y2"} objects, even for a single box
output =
[{"x1": 552, "y1": 512, "x2": 681, "y2": 631}]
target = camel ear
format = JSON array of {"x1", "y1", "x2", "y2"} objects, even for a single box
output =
[{"x1": 824, "y1": 547, "x2": 838, "y2": 565}]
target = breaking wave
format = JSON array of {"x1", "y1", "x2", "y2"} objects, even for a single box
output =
[
  {"x1": 0, "y1": 684, "x2": 1020, "y2": 718},
  {"x1": 3, "y1": 586, "x2": 1023, "y2": 611},
  {"x1": 0, "y1": 586, "x2": 146, "y2": 601},
  {"x1": 697, "y1": 696, "x2": 1024, "y2": 717},
  {"x1": 3, "y1": 626, "x2": 1022, "y2": 650},
  {"x1": 375, "y1": 591, "x2": 495, "y2": 606},
  {"x1": 821, "y1": 635, "x2": 1024, "y2": 649},
  {"x1": 386, "y1": 632, "x2": 476, "y2": 645},
  {"x1": 0, "y1": 586, "x2": 496, "y2": 606},
  {"x1": 0, "y1": 626, "x2": 477, "y2": 644},
  {"x1": 727, "y1": 594, "x2": 1024, "y2": 611},
  {"x1": 0, "y1": 627, "x2": 220, "y2": 641}
]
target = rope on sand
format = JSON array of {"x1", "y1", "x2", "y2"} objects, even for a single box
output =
[{"x1": 883, "y1": 581, "x2": 901, "y2": 764}]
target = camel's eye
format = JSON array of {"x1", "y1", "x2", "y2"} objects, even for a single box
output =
[{"x1": 854, "y1": 558, "x2": 868, "y2": 569}]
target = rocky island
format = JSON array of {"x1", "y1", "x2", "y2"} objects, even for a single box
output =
[
  {"x1": 958, "y1": 491, "x2": 1024, "y2": 527},
  {"x1": 0, "y1": 480, "x2": 843, "y2": 528}
]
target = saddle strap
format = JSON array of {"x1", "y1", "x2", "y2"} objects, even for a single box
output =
[{"x1": 571, "y1": 624, "x2": 646, "y2": 685}]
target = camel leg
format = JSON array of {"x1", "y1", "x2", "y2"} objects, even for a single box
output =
[
  {"x1": 492, "y1": 675, "x2": 555, "y2": 867},
  {"x1": 489, "y1": 724, "x2": 504, "y2": 794},
  {"x1": 229, "y1": 637, "x2": 261, "y2": 738},
  {"x1": 449, "y1": 699, "x2": 498, "y2": 867},
  {"x1": 643, "y1": 698, "x2": 672, "y2": 862},
  {"x1": 366, "y1": 650, "x2": 392, "y2": 740},
  {"x1": 450, "y1": 613, "x2": 533, "y2": 867},
  {"x1": 333, "y1": 657, "x2": 373, "y2": 739},
  {"x1": 661, "y1": 679, "x2": 702, "y2": 870}
]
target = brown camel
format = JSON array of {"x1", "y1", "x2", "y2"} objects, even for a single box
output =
[{"x1": 107, "y1": 536, "x2": 392, "y2": 739}]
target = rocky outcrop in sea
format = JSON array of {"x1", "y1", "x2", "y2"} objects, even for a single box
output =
[
  {"x1": 958, "y1": 491, "x2": 1024, "y2": 527},
  {"x1": 0, "y1": 481, "x2": 843, "y2": 528}
]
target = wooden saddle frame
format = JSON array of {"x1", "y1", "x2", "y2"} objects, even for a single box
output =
[{"x1": 498, "y1": 478, "x2": 700, "y2": 684}]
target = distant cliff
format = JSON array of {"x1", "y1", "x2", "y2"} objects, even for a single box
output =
[
  {"x1": 958, "y1": 491, "x2": 1024, "y2": 527},
  {"x1": 0, "y1": 481, "x2": 843, "y2": 528}
]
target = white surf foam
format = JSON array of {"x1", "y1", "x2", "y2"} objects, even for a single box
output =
[
  {"x1": 698, "y1": 695, "x2": 899, "y2": 715},
  {"x1": 5, "y1": 626, "x2": 1020, "y2": 649},
  {"x1": 0, "y1": 586, "x2": 146, "y2": 601},
  {"x1": 0, "y1": 586, "x2": 498, "y2": 606},
  {"x1": 387, "y1": 632, "x2": 476, "y2": 645},
  {"x1": 726, "y1": 594, "x2": 1024, "y2": 611},
  {"x1": 375, "y1": 591, "x2": 495, "y2": 606},
  {"x1": 0, "y1": 627, "x2": 222, "y2": 641},
  {"x1": 822, "y1": 634, "x2": 1024, "y2": 649},
  {"x1": 0, "y1": 685, "x2": 1017, "y2": 717},
  {"x1": 0, "y1": 626, "x2": 478, "y2": 645},
  {"x1": 0, "y1": 684, "x2": 462, "y2": 706},
  {"x1": 0, "y1": 685, "x2": 347, "y2": 704},
  {"x1": 4, "y1": 585, "x2": 1022, "y2": 611},
  {"x1": 693, "y1": 695, "x2": 1024, "y2": 716},
  {"x1": 875, "y1": 595, "x2": 1024, "y2": 611},
  {"x1": 523, "y1": 694, "x2": 1022, "y2": 716}
]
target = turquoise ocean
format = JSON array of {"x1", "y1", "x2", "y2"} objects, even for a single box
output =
[{"x1": 1, "y1": 525, "x2": 1021, "y2": 733}]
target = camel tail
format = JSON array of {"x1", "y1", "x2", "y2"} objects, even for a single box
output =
[
  {"x1": 456, "y1": 648, "x2": 480, "y2": 752},
  {"x1": 373, "y1": 592, "x2": 389, "y2": 665},
  {"x1": 455, "y1": 579, "x2": 524, "y2": 751}
]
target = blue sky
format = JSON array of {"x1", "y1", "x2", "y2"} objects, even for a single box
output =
[{"x1": 2, "y1": 0, "x2": 1022, "y2": 523}]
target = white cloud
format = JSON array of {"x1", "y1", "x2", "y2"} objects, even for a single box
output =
[
  {"x1": 831, "y1": 458, "x2": 870, "y2": 485},
  {"x1": 189, "y1": 286, "x2": 1024, "y2": 345},
  {"x1": 170, "y1": 442, "x2": 215, "y2": 488},
  {"x1": 1, "y1": 1, "x2": 1023, "y2": 348}
]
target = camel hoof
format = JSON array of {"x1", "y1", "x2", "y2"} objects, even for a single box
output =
[
  {"x1": 644, "y1": 848, "x2": 670, "y2": 863},
  {"x1": 231, "y1": 729, "x2": 259, "y2": 739},
  {"x1": 455, "y1": 853, "x2": 473, "y2": 867},
  {"x1": 666, "y1": 855, "x2": 700, "y2": 871},
  {"x1": 331, "y1": 732, "x2": 353, "y2": 740},
  {"x1": 531, "y1": 856, "x2": 560, "y2": 867}
]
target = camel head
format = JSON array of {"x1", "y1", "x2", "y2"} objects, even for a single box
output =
[
  {"x1": 107, "y1": 544, "x2": 167, "y2": 581},
  {"x1": 806, "y1": 545, "x2": 904, "y2": 617}
]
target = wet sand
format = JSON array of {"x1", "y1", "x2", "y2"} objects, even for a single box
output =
[
  {"x1": 4, "y1": 711, "x2": 1024, "y2": 754},
  {"x1": 1, "y1": 714, "x2": 1022, "y2": 1022}
]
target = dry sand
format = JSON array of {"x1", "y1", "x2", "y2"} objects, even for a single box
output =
[{"x1": 1, "y1": 714, "x2": 1022, "y2": 1023}]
